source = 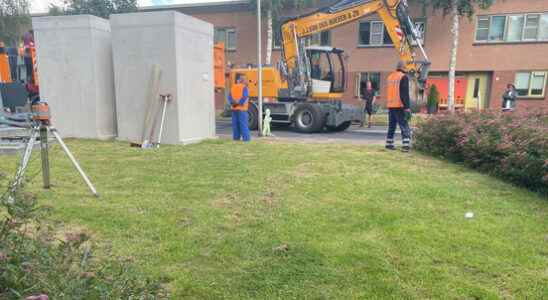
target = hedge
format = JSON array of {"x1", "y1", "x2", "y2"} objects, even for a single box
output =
[{"x1": 414, "y1": 109, "x2": 548, "y2": 195}]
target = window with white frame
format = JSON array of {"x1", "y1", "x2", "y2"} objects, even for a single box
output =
[
  {"x1": 359, "y1": 19, "x2": 425, "y2": 46},
  {"x1": 475, "y1": 12, "x2": 548, "y2": 43},
  {"x1": 515, "y1": 71, "x2": 547, "y2": 97},
  {"x1": 273, "y1": 29, "x2": 282, "y2": 49},
  {"x1": 304, "y1": 31, "x2": 331, "y2": 47},
  {"x1": 359, "y1": 21, "x2": 393, "y2": 46},
  {"x1": 214, "y1": 28, "x2": 237, "y2": 50},
  {"x1": 489, "y1": 15, "x2": 506, "y2": 41},
  {"x1": 412, "y1": 21, "x2": 426, "y2": 45}
]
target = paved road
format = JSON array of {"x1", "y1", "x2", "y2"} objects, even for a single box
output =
[{"x1": 216, "y1": 120, "x2": 403, "y2": 145}]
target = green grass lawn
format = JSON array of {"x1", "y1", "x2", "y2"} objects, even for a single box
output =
[{"x1": 1, "y1": 139, "x2": 547, "y2": 299}]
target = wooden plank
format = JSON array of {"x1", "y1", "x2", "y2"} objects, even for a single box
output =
[{"x1": 141, "y1": 65, "x2": 162, "y2": 147}]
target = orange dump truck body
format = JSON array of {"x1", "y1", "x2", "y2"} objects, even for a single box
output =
[
  {"x1": 229, "y1": 67, "x2": 288, "y2": 99},
  {"x1": 214, "y1": 43, "x2": 225, "y2": 90}
]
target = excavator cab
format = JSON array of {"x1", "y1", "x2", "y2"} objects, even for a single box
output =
[{"x1": 307, "y1": 46, "x2": 345, "y2": 96}]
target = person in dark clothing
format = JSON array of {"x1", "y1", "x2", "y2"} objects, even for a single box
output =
[
  {"x1": 360, "y1": 80, "x2": 376, "y2": 128},
  {"x1": 385, "y1": 61, "x2": 412, "y2": 152},
  {"x1": 502, "y1": 83, "x2": 517, "y2": 112},
  {"x1": 310, "y1": 55, "x2": 322, "y2": 80}
]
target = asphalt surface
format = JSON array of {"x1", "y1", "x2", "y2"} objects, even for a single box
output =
[{"x1": 216, "y1": 119, "x2": 403, "y2": 145}]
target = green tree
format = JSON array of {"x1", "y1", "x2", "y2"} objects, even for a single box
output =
[
  {"x1": 249, "y1": 0, "x2": 318, "y2": 65},
  {"x1": 420, "y1": 0, "x2": 494, "y2": 111},
  {"x1": 49, "y1": 0, "x2": 138, "y2": 19},
  {"x1": 0, "y1": 0, "x2": 31, "y2": 46}
]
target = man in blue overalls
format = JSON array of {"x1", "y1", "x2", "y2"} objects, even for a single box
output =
[{"x1": 228, "y1": 74, "x2": 251, "y2": 142}]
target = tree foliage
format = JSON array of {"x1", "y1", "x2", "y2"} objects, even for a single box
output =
[
  {"x1": 250, "y1": 0, "x2": 318, "y2": 17},
  {"x1": 0, "y1": 0, "x2": 31, "y2": 46},
  {"x1": 249, "y1": 0, "x2": 321, "y2": 25},
  {"x1": 49, "y1": 0, "x2": 138, "y2": 19},
  {"x1": 419, "y1": 0, "x2": 495, "y2": 17}
]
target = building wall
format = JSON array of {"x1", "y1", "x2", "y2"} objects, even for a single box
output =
[{"x1": 163, "y1": 0, "x2": 548, "y2": 111}]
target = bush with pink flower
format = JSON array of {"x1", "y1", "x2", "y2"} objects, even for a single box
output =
[{"x1": 414, "y1": 109, "x2": 548, "y2": 194}]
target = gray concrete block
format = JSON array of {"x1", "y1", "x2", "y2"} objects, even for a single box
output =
[
  {"x1": 110, "y1": 11, "x2": 216, "y2": 145},
  {"x1": 32, "y1": 15, "x2": 117, "y2": 140}
]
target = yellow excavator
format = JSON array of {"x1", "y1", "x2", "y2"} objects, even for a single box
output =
[{"x1": 230, "y1": 0, "x2": 430, "y2": 132}]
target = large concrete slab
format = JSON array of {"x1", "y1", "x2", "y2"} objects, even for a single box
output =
[
  {"x1": 33, "y1": 15, "x2": 117, "y2": 140},
  {"x1": 111, "y1": 11, "x2": 216, "y2": 145}
]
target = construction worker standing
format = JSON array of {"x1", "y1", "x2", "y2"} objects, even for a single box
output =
[
  {"x1": 0, "y1": 42, "x2": 11, "y2": 83},
  {"x1": 385, "y1": 61, "x2": 412, "y2": 152},
  {"x1": 228, "y1": 74, "x2": 251, "y2": 142}
]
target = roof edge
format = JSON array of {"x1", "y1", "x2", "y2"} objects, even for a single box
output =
[{"x1": 138, "y1": 0, "x2": 250, "y2": 11}]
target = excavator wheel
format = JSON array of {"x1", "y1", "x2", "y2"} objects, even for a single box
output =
[
  {"x1": 326, "y1": 121, "x2": 352, "y2": 132},
  {"x1": 248, "y1": 103, "x2": 259, "y2": 130},
  {"x1": 293, "y1": 103, "x2": 326, "y2": 133}
]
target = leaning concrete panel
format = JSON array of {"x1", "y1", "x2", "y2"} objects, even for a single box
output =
[
  {"x1": 33, "y1": 15, "x2": 117, "y2": 139},
  {"x1": 111, "y1": 11, "x2": 215, "y2": 145}
]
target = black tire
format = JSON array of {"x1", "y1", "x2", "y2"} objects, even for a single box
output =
[
  {"x1": 293, "y1": 103, "x2": 326, "y2": 133},
  {"x1": 248, "y1": 104, "x2": 259, "y2": 130},
  {"x1": 326, "y1": 121, "x2": 352, "y2": 132}
]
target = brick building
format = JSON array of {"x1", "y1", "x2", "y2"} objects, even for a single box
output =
[{"x1": 143, "y1": 0, "x2": 548, "y2": 111}]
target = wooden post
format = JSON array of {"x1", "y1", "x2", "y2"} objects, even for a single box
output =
[{"x1": 39, "y1": 125, "x2": 50, "y2": 189}]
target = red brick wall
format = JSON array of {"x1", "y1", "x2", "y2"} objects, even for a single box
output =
[
  {"x1": 168, "y1": 1, "x2": 548, "y2": 110},
  {"x1": 491, "y1": 71, "x2": 547, "y2": 110}
]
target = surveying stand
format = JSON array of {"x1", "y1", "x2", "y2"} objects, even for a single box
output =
[{"x1": 4, "y1": 101, "x2": 99, "y2": 198}]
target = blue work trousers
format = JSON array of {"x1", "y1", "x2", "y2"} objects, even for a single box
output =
[
  {"x1": 231, "y1": 110, "x2": 251, "y2": 142},
  {"x1": 386, "y1": 109, "x2": 411, "y2": 147}
]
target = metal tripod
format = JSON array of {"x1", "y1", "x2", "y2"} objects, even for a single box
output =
[{"x1": 10, "y1": 124, "x2": 99, "y2": 198}]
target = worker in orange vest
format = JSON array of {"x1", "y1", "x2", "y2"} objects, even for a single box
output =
[
  {"x1": 0, "y1": 41, "x2": 11, "y2": 83},
  {"x1": 228, "y1": 74, "x2": 251, "y2": 142},
  {"x1": 385, "y1": 61, "x2": 412, "y2": 152}
]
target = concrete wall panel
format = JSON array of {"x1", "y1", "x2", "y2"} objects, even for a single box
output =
[
  {"x1": 33, "y1": 15, "x2": 117, "y2": 139},
  {"x1": 111, "y1": 11, "x2": 215, "y2": 145}
]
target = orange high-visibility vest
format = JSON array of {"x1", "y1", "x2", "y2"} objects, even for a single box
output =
[
  {"x1": 0, "y1": 52, "x2": 11, "y2": 83},
  {"x1": 230, "y1": 83, "x2": 248, "y2": 111},
  {"x1": 29, "y1": 46, "x2": 39, "y2": 85},
  {"x1": 386, "y1": 71, "x2": 405, "y2": 109}
]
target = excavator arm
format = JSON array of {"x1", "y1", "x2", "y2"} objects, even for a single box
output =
[{"x1": 280, "y1": 0, "x2": 430, "y2": 90}]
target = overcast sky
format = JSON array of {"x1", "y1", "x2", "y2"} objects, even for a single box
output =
[{"x1": 30, "y1": 0, "x2": 235, "y2": 14}]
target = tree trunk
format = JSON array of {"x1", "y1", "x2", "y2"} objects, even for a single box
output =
[
  {"x1": 265, "y1": 9, "x2": 273, "y2": 65},
  {"x1": 447, "y1": 0, "x2": 459, "y2": 112}
]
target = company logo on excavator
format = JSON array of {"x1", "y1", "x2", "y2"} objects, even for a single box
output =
[{"x1": 302, "y1": 9, "x2": 360, "y2": 35}]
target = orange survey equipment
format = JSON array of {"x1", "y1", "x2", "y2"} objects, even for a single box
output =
[
  {"x1": 214, "y1": 43, "x2": 225, "y2": 90},
  {"x1": 0, "y1": 42, "x2": 12, "y2": 83},
  {"x1": 386, "y1": 71, "x2": 405, "y2": 108},
  {"x1": 31, "y1": 102, "x2": 51, "y2": 124}
]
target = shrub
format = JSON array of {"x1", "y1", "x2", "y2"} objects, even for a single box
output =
[
  {"x1": 0, "y1": 185, "x2": 168, "y2": 299},
  {"x1": 427, "y1": 85, "x2": 439, "y2": 114},
  {"x1": 414, "y1": 109, "x2": 548, "y2": 194}
]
